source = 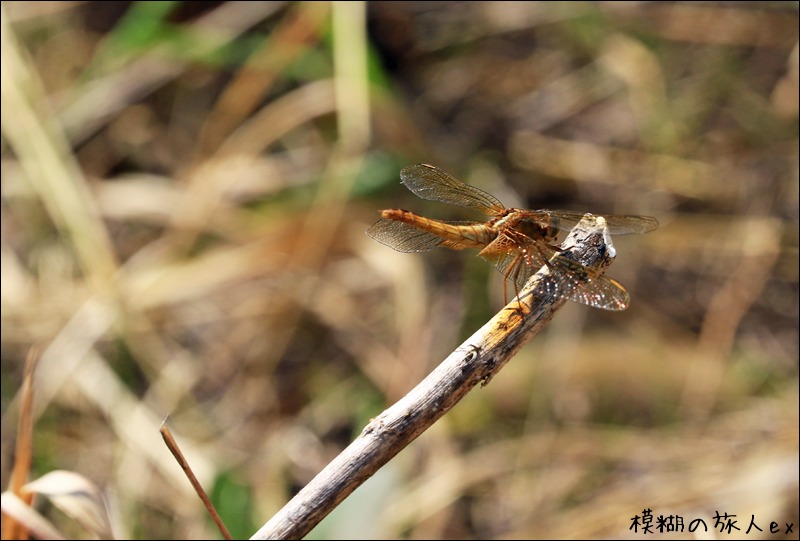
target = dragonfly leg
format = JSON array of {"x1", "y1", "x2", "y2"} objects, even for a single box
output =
[{"x1": 503, "y1": 253, "x2": 529, "y2": 316}]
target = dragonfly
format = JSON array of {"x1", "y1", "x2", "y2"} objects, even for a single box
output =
[{"x1": 366, "y1": 164, "x2": 658, "y2": 311}]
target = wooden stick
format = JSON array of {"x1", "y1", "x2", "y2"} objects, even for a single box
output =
[{"x1": 251, "y1": 214, "x2": 618, "y2": 540}]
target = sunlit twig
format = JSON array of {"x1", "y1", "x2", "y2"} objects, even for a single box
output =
[{"x1": 250, "y1": 214, "x2": 619, "y2": 540}]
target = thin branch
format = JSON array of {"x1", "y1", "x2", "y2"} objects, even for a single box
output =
[
  {"x1": 251, "y1": 214, "x2": 619, "y2": 540},
  {"x1": 160, "y1": 421, "x2": 232, "y2": 541}
]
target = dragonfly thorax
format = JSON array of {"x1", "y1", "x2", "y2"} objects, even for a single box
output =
[{"x1": 497, "y1": 210, "x2": 558, "y2": 244}]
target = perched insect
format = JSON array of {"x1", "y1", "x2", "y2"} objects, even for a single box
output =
[{"x1": 367, "y1": 164, "x2": 658, "y2": 310}]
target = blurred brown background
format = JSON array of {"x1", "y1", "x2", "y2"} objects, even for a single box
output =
[{"x1": 1, "y1": 2, "x2": 797, "y2": 539}]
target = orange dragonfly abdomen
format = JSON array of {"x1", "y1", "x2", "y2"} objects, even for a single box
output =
[{"x1": 378, "y1": 209, "x2": 497, "y2": 250}]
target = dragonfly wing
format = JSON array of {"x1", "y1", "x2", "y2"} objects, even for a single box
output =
[
  {"x1": 366, "y1": 218, "x2": 447, "y2": 252},
  {"x1": 366, "y1": 219, "x2": 482, "y2": 252},
  {"x1": 565, "y1": 275, "x2": 630, "y2": 311},
  {"x1": 477, "y1": 232, "x2": 548, "y2": 299},
  {"x1": 537, "y1": 210, "x2": 659, "y2": 235},
  {"x1": 400, "y1": 164, "x2": 506, "y2": 216},
  {"x1": 535, "y1": 241, "x2": 631, "y2": 310},
  {"x1": 479, "y1": 233, "x2": 631, "y2": 310}
]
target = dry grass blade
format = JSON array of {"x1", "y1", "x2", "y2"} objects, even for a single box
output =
[
  {"x1": 23, "y1": 471, "x2": 114, "y2": 540},
  {"x1": 57, "y1": 1, "x2": 289, "y2": 145},
  {"x1": 1, "y1": 347, "x2": 114, "y2": 539},
  {"x1": 0, "y1": 5, "x2": 117, "y2": 295},
  {"x1": 160, "y1": 422, "x2": 232, "y2": 541},
  {"x1": 1, "y1": 347, "x2": 40, "y2": 540},
  {"x1": 251, "y1": 214, "x2": 617, "y2": 540},
  {"x1": 0, "y1": 492, "x2": 65, "y2": 541}
]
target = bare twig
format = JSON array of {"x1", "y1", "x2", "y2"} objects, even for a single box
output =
[
  {"x1": 251, "y1": 214, "x2": 620, "y2": 540},
  {"x1": 160, "y1": 421, "x2": 232, "y2": 540}
]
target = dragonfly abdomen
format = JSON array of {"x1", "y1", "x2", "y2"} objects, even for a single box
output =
[{"x1": 381, "y1": 209, "x2": 494, "y2": 248}]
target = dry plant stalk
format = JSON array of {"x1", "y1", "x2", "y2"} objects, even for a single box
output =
[
  {"x1": 251, "y1": 213, "x2": 621, "y2": 540},
  {"x1": 1, "y1": 347, "x2": 39, "y2": 541},
  {"x1": 1, "y1": 347, "x2": 115, "y2": 539},
  {"x1": 160, "y1": 422, "x2": 233, "y2": 540}
]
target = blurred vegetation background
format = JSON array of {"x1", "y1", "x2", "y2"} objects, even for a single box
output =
[{"x1": 1, "y1": 1, "x2": 797, "y2": 539}]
